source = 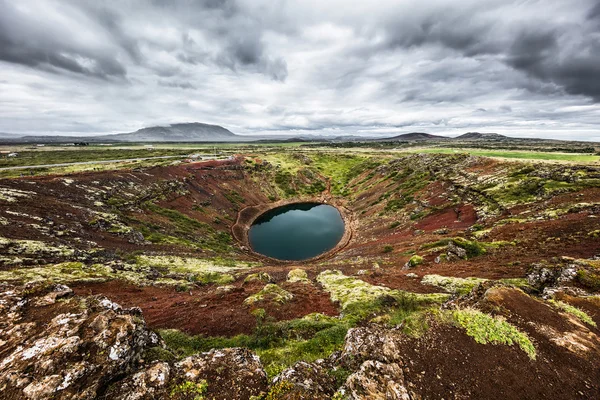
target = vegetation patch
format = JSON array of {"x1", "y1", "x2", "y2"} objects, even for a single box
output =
[
  {"x1": 549, "y1": 300, "x2": 597, "y2": 327},
  {"x1": 421, "y1": 274, "x2": 487, "y2": 295},
  {"x1": 317, "y1": 270, "x2": 448, "y2": 325},
  {"x1": 169, "y1": 379, "x2": 208, "y2": 399},
  {"x1": 420, "y1": 237, "x2": 514, "y2": 258},
  {"x1": 0, "y1": 236, "x2": 75, "y2": 257},
  {"x1": 575, "y1": 269, "x2": 600, "y2": 291},
  {"x1": 406, "y1": 255, "x2": 424, "y2": 268},
  {"x1": 287, "y1": 268, "x2": 310, "y2": 283},
  {"x1": 452, "y1": 308, "x2": 536, "y2": 359},
  {"x1": 141, "y1": 203, "x2": 233, "y2": 253},
  {"x1": 244, "y1": 272, "x2": 273, "y2": 284},
  {"x1": 244, "y1": 284, "x2": 294, "y2": 306}
]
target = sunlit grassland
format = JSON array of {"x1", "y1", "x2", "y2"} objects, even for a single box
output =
[{"x1": 402, "y1": 147, "x2": 599, "y2": 163}]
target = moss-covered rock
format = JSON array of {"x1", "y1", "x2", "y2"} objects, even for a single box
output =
[
  {"x1": 405, "y1": 255, "x2": 424, "y2": 269},
  {"x1": 287, "y1": 268, "x2": 309, "y2": 283},
  {"x1": 244, "y1": 284, "x2": 294, "y2": 306},
  {"x1": 244, "y1": 272, "x2": 273, "y2": 284},
  {"x1": 421, "y1": 274, "x2": 487, "y2": 295}
]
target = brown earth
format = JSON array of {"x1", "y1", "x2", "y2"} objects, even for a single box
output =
[
  {"x1": 72, "y1": 279, "x2": 339, "y2": 336},
  {"x1": 2, "y1": 153, "x2": 600, "y2": 399}
]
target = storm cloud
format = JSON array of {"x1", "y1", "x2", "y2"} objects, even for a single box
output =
[{"x1": 0, "y1": 0, "x2": 599, "y2": 139}]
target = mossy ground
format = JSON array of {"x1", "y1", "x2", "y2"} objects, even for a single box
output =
[{"x1": 452, "y1": 308, "x2": 537, "y2": 359}]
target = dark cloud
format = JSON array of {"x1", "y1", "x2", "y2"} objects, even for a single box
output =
[
  {"x1": 506, "y1": 28, "x2": 600, "y2": 100},
  {"x1": 0, "y1": 0, "x2": 599, "y2": 139},
  {"x1": 0, "y1": 1, "x2": 129, "y2": 79},
  {"x1": 159, "y1": 80, "x2": 197, "y2": 90}
]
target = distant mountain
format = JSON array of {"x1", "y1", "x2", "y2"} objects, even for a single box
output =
[
  {"x1": 373, "y1": 132, "x2": 449, "y2": 141},
  {"x1": 0, "y1": 132, "x2": 24, "y2": 139},
  {"x1": 455, "y1": 132, "x2": 507, "y2": 140},
  {"x1": 99, "y1": 122, "x2": 239, "y2": 142}
]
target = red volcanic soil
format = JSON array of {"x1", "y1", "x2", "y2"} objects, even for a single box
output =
[
  {"x1": 414, "y1": 204, "x2": 477, "y2": 232},
  {"x1": 72, "y1": 279, "x2": 339, "y2": 336}
]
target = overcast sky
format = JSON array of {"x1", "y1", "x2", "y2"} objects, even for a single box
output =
[{"x1": 1, "y1": 0, "x2": 600, "y2": 140}]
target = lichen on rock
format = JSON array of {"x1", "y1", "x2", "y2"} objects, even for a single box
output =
[
  {"x1": 287, "y1": 268, "x2": 310, "y2": 283},
  {"x1": 243, "y1": 283, "x2": 294, "y2": 306}
]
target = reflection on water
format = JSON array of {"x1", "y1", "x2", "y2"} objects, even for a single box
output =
[{"x1": 249, "y1": 203, "x2": 345, "y2": 261}]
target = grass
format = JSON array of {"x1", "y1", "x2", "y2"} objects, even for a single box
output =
[
  {"x1": 420, "y1": 237, "x2": 514, "y2": 258},
  {"x1": 0, "y1": 255, "x2": 251, "y2": 287},
  {"x1": 160, "y1": 315, "x2": 348, "y2": 378},
  {"x1": 163, "y1": 272, "x2": 449, "y2": 378},
  {"x1": 405, "y1": 148, "x2": 599, "y2": 163},
  {"x1": 549, "y1": 300, "x2": 597, "y2": 327},
  {"x1": 453, "y1": 308, "x2": 536, "y2": 359},
  {"x1": 421, "y1": 274, "x2": 487, "y2": 295},
  {"x1": 141, "y1": 203, "x2": 234, "y2": 253}
]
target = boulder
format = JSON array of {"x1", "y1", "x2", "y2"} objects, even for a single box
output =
[
  {"x1": 0, "y1": 284, "x2": 161, "y2": 400},
  {"x1": 340, "y1": 326, "x2": 404, "y2": 369},
  {"x1": 272, "y1": 361, "x2": 337, "y2": 399},
  {"x1": 446, "y1": 242, "x2": 467, "y2": 260},
  {"x1": 336, "y1": 360, "x2": 411, "y2": 400},
  {"x1": 526, "y1": 263, "x2": 577, "y2": 296},
  {"x1": 107, "y1": 348, "x2": 268, "y2": 400}
]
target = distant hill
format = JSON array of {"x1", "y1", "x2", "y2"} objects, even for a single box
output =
[
  {"x1": 455, "y1": 132, "x2": 507, "y2": 140},
  {"x1": 99, "y1": 123, "x2": 239, "y2": 142},
  {"x1": 374, "y1": 132, "x2": 448, "y2": 141},
  {"x1": 0, "y1": 132, "x2": 24, "y2": 139}
]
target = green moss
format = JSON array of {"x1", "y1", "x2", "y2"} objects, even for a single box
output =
[
  {"x1": 576, "y1": 269, "x2": 600, "y2": 291},
  {"x1": 169, "y1": 380, "x2": 208, "y2": 399},
  {"x1": 0, "y1": 236, "x2": 75, "y2": 257},
  {"x1": 317, "y1": 270, "x2": 396, "y2": 310},
  {"x1": 420, "y1": 237, "x2": 513, "y2": 259},
  {"x1": 244, "y1": 272, "x2": 273, "y2": 284},
  {"x1": 244, "y1": 284, "x2": 294, "y2": 306},
  {"x1": 258, "y1": 324, "x2": 348, "y2": 378},
  {"x1": 223, "y1": 190, "x2": 246, "y2": 205},
  {"x1": 549, "y1": 300, "x2": 597, "y2": 327},
  {"x1": 287, "y1": 268, "x2": 309, "y2": 283},
  {"x1": 453, "y1": 308, "x2": 536, "y2": 359},
  {"x1": 261, "y1": 380, "x2": 295, "y2": 400},
  {"x1": 382, "y1": 245, "x2": 393, "y2": 253},
  {"x1": 0, "y1": 255, "x2": 250, "y2": 287},
  {"x1": 141, "y1": 203, "x2": 234, "y2": 253},
  {"x1": 192, "y1": 272, "x2": 235, "y2": 285},
  {"x1": 407, "y1": 255, "x2": 424, "y2": 268},
  {"x1": 499, "y1": 278, "x2": 532, "y2": 290},
  {"x1": 142, "y1": 346, "x2": 177, "y2": 363},
  {"x1": 421, "y1": 274, "x2": 487, "y2": 295}
]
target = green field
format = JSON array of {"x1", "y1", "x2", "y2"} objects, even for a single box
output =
[{"x1": 404, "y1": 148, "x2": 599, "y2": 163}]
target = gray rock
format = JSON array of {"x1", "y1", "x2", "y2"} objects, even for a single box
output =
[
  {"x1": 447, "y1": 242, "x2": 467, "y2": 260},
  {"x1": 340, "y1": 326, "x2": 405, "y2": 369},
  {"x1": 0, "y1": 284, "x2": 160, "y2": 400},
  {"x1": 337, "y1": 360, "x2": 411, "y2": 400},
  {"x1": 272, "y1": 361, "x2": 337, "y2": 399},
  {"x1": 108, "y1": 348, "x2": 268, "y2": 400}
]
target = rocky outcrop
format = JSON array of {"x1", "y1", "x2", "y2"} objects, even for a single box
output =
[
  {"x1": 340, "y1": 326, "x2": 405, "y2": 369},
  {"x1": 271, "y1": 361, "x2": 337, "y2": 399},
  {"x1": 107, "y1": 348, "x2": 268, "y2": 400},
  {"x1": 0, "y1": 284, "x2": 161, "y2": 400},
  {"x1": 337, "y1": 360, "x2": 411, "y2": 400},
  {"x1": 0, "y1": 284, "x2": 270, "y2": 400}
]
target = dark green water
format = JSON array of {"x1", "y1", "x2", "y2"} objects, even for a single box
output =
[{"x1": 248, "y1": 203, "x2": 345, "y2": 261}]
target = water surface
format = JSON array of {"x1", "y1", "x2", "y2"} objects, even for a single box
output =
[{"x1": 249, "y1": 203, "x2": 344, "y2": 261}]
